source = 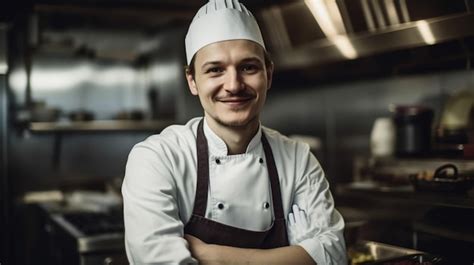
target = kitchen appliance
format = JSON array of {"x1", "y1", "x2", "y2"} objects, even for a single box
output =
[
  {"x1": 38, "y1": 195, "x2": 127, "y2": 265},
  {"x1": 434, "y1": 91, "x2": 474, "y2": 158},
  {"x1": 438, "y1": 90, "x2": 474, "y2": 134},
  {"x1": 46, "y1": 210, "x2": 127, "y2": 265},
  {"x1": 392, "y1": 105, "x2": 434, "y2": 157}
]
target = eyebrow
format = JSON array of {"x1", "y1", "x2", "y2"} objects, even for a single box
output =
[
  {"x1": 200, "y1": 56, "x2": 264, "y2": 70},
  {"x1": 200, "y1": 61, "x2": 221, "y2": 71},
  {"x1": 240, "y1": 57, "x2": 264, "y2": 64}
]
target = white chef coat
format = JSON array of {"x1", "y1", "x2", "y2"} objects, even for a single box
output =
[{"x1": 122, "y1": 117, "x2": 346, "y2": 265}]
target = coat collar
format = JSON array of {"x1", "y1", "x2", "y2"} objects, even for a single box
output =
[{"x1": 203, "y1": 117, "x2": 262, "y2": 156}]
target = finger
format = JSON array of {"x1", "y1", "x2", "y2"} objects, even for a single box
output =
[
  {"x1": 293, "y1": 204, "x2": 302, "y2": 225},
  {"x1": 184, "y1": 234, "x2": 201, "y2": 244},
  {"x1": 288, "y1": 212, "x2": 295, "y2": 226},
  {"x1": 184, "y1": 234, "x2": 194, "y2": 246},
  {"x1": 298, "y1": 209, "x2": 309, "y2": 227}
]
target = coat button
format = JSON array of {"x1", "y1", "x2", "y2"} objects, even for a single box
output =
[
  {"x1": 215, "y1": 158, "x2": 221, "y2": 164},
  {"x1": 263, "y1": 202, "x2": 270, "y2": 209},
  {"x1": 259, "y1": 158, "x2": 264, "y2": 164},
  {"x1": 217, "y1": 202, "x2": 225, "y2": 210}
]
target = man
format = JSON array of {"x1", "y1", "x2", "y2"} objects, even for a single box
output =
[{"x1": 122, "y1": 0, "x2": 346, "y2": 264}]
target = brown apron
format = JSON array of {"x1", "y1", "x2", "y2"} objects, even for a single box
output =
[{"x1": 184, "y1": 119, "x2": 289, "y2": 249}]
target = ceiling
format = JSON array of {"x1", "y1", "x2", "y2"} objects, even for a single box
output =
[
  {"x1": 30, "y1": 0, "x2": 299, "y2": 9},
  {"x1": 2, "y1": 0, "x2": 300, "y2": 28}
]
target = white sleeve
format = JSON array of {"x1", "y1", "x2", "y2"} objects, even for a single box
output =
[
  {"x1": 122, "y1": 143, "x2": 197, "y2": 265},
  {"x1": 292, "y1": 145, "x2": 347, "y2": 265}
]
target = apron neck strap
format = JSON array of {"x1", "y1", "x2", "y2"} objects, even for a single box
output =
[
  {"x1": 194, "y1": 119, "x2": 210, "y2": 216},
  {"x1": 260, "y1": 133, "x2": 285, "y2": 219}
]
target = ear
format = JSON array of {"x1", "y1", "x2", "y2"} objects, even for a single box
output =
[
  {"x1": 185, "y1": 70, "x2": 198, "y2": 95},
  {"x1": 265, "y1": 62, "x2": 274, "y2": 90}
]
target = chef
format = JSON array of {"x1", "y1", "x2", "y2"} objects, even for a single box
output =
[{"x1": 121, "y1": 0, "x2": 346, "y2": 264}]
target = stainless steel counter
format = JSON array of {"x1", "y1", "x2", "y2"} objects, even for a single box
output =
[{"x1": 337, "y1": 182, "x2": 474, "y2": 263}]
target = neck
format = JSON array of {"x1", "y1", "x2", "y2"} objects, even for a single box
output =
[{"x1": 205, "y1": 116, "x2": 260, "y2": 155}]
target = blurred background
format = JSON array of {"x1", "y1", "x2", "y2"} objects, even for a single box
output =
[{"x1": 2, "y1": 0, "x2": 474, "y2": 264}]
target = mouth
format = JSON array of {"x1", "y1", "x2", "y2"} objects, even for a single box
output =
[{"x1": 218, "y1": 96, "x2": 254, "y2": 106}]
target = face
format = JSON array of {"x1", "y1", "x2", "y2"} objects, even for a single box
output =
[{"x1": 186, "y1": 40, "x2": 273, "y2": 129}]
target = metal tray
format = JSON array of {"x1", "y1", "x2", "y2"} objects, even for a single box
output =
[
  {"x1": 369, "y1": 253, "x2": 443, "y2": 265},
  {"x1": 348, "y1": 241, "x2": 443, "y2": 265}
]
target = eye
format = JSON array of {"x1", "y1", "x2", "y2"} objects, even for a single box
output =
[
  {"x1": 241, "y1": 64, "x2": 260, "y2": 74},
  {"x1": 205, "y1": 67, "x2": 224, "y2": 74}
]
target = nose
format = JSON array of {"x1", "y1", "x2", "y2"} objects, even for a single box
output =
[{"x1": 224, "y1": 68, "x2": 244, "y2": 94}]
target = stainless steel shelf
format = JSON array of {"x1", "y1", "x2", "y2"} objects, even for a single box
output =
[
  {"x1": 337, "y1": 182, "x2": 474, "y2": 210},
  {"x1": 29, "y1": 119, "x2": 175, "y2": 132}
]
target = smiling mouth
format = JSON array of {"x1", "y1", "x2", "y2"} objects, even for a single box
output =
[
  {"x1": 218, "y1": 98, "x2": 253, "y2": 108},
  {"x1": 219, "y1": 97, "x2": 253, "y2": 103}
]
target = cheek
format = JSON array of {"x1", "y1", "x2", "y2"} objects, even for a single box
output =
[
  {"x1": 248, "y1": 75, "x2": 269, "y2": 92},
  {"x1": 200, "y1": 79, "x2": 223, "y2": 95}
]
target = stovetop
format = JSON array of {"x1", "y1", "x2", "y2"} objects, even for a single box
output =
[
  {"x1": 61, "y1": 211, "x2": 124, "y2": 236},
  {"x1": 50, "y1": 210, "x2": 125, "y2": 253}
]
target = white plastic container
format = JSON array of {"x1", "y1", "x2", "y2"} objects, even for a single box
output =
[{"x1": 370, "y1": 117, "x2": 396, "y2": 157}]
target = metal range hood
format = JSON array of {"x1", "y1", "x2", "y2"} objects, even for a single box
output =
[
  {"x1": 13, "y1": 0, "x2": 474, "y2": 83},
  {"x1": 257, "y1": 0, "x2": 474, "y2": 75}
]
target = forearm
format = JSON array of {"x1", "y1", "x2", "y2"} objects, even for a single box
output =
[{"x1": 202, "y1": 244, "x2": 316, "y2": 265}]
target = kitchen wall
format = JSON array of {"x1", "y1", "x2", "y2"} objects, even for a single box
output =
[
  {"x1": 7, "y1": 27, "x2": 187, "y2": 196},
  {"x1": 135, "y1": 38, "x2": 474, "y2": 188},
  {"x1": 261, "y1": 68, "x2": 474, "y2": 184},
  {"x1": 8, "y1": 37, "x2": 474, "y2": 197}
]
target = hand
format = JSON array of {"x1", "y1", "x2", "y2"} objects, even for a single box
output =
[
  {"x1": 184, "y1": 234, "x2": 206, "y2": 257},
  {"x1": 287, "y1": 204, "x2": 311, "y2": 245},
  {"x1": 184, "y1": 234, "x2": 218, "y2": 265}
]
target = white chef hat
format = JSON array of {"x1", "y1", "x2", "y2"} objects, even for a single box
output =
[{"x1": 185, "y1": 0, "x2": 266, "y2": 65}]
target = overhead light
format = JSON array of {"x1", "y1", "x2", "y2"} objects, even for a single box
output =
[
  {"x1": 305, "y1": 0, "x2": 358, "y2": 59},
  {"x1": 332, "y1": 35, "x2": 358, "y2": 59},
  {"x1": 305, "y1": 0, "x2": 339, "y2": 36},
  {"x1": 416, "y1": 20, "x2": 436, "y2": 45}
]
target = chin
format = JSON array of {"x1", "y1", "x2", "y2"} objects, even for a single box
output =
[{"x1": 215, "y1": 114, "x2": 258, "y2": 128}]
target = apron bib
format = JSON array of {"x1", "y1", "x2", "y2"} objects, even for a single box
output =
[{"x1": 184, "y1": 119, "x2": 289, "y2": 249}]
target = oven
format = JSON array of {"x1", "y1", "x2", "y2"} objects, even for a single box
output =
[{"x1": 44, "y1": 210, "x2": 128, "y2": 265}]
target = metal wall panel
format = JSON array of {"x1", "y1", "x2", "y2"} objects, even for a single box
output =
[{"x1": 0, "y1": 23, "x2": 10, "y2": 265}]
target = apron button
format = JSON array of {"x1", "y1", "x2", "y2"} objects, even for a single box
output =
[
  {"x1": 215, "y1": 159, "x2": 221, "y2": 164},
  {"x1": 217, "y1": 202, "x2": 225, "y2": 210},
  {"x1": 259, "y1": 158, "x2": 264, "y2": 164},
  {"x1": 263, "y1": 202, "x2": 270, "y2": 209}
]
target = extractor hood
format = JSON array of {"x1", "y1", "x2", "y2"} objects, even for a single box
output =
[
  {"x1": 257, "y1": 0, "x2": 474, "y2": 76},
  {"x1": 9, "y1": 0, "x2": 474, "y2": 83}
]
